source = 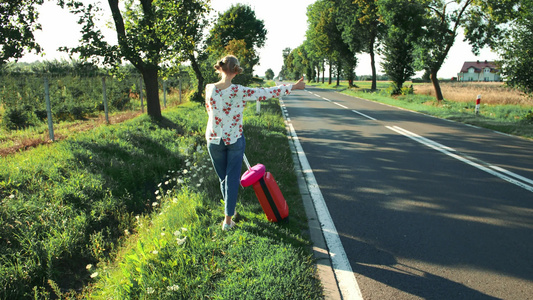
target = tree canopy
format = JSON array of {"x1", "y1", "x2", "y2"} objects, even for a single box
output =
[
  {"x1": 59, "y1": 0, "x2": 210, "y2": 118},
  {"x1": 497, "y1": 1, "x2": 533, "y2": 94},
  {"x1": 265, "y1": 68, "x2": 275, "y2": 80},
  {"x1": 0, "y1": 0, "x2": 43, "y2": 66},
  {"x1": 206, "y1": 3, "x2": 267, "y2": 85}
]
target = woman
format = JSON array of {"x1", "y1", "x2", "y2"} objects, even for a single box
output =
[{"x1": 205, "y1": 55, "x2": 305, "y2": 230}]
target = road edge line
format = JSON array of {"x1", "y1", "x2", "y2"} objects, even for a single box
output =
[{"x1": 280, "y1": 97, "x2": 364, "y2": 300}]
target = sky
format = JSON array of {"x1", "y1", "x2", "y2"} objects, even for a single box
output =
[{"x1": 19, "y1": 0, "x2": 499, "y2": 79}]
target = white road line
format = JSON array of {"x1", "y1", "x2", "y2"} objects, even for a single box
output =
[
  {"x1": 352, "y1": 110, "x2": 377, "y2": 121},
  {"x1": 387, "y1": 125, "x2": 533, "y2": 193},
  {"x1": 309, "y1": 90, "x2": 377, "y2": 121},
  {"x1": 490, "y1": 165, "x2": 533, "y2": 186},
  {"x1": 280, "y1": 98, "x2": 364, "y2": 300},
  {"x1": 333, "y1": 102, "x2": 348, "y2": 109}
]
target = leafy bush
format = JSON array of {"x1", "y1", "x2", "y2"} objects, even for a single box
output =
[
  {"x1": 524, "y1": 110, "x2": 533, "y2": 123},
  {"x1": 1, "y1": 106, "x2": 40, "y2": 129}
]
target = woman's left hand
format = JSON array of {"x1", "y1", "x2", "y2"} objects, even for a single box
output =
[{"x1": 292, "y1": 77, "x2": 305, "y2": 90}]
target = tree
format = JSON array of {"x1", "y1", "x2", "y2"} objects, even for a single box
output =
[
  {"x1": 336, "y1": 0, "x2": 386, "y2": 90},
  {"x1": 59, "y1": 0, "x2": 209, "y2": 118},
  {"x1": 498, "y1": 2, "x2": 533, "y2": 94},
  {"x1": 279, "y1": 47, "x2": 291, "y2": 80},
  {"x1": 0, "y1": 0, "x2": 43, "y2": 66},
  {"x1": 463, "y1": 0, "x2": 531, "y2": 94},
  {"x1": 207, "y1": 4, "x2": 267, "y2": 85},
  {"x1": 413, "y1": 0, "x2": 475, "y2": 102},
  {"x1": 305, "y1": 0, "x2": 331, "y2": 84},
  {"x1": 306, "y1": 0, "x2": 355, "y2": 87},
  {"x1": 379, "y1": 0, "x2": 425, "y2": 94},
  {"x1": 265, "y1": 68, "x2": 275, "y2": 80}
]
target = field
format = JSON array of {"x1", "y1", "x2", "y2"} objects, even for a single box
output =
[{"x1": 414, "y1": 81, "x2": 533, "y2": 106}]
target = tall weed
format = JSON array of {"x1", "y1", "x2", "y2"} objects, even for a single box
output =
[
  {"x1": 1, "y1": 98, "x2": 322, "y2": 299},
  {"x1": 86, "y1": 100, "x2": 320, "y2": 299},
  {"x1": 0, "y1": 103, "x2": 206, "y2": 298}
]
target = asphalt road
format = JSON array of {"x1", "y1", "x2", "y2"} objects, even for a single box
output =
[{"x1": 283, "y1": 86, "x2": 533, "y2": 300}]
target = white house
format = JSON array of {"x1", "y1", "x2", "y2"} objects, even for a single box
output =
[{"x1": 457, "y1": 61, "x2": 501, "y2": 82}]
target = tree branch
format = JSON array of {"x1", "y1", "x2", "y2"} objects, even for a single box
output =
[{"x1": 108, "y1": 0, "x2": 143, "y2": 69}]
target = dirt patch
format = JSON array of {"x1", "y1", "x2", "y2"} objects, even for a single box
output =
[{"x1": 0, "y1": 111, "x2": 142, "y2": 157}]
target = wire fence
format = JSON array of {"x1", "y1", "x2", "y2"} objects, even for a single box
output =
[{"x1": 0, "y1": 71, "x2": 194, "y2": 140}]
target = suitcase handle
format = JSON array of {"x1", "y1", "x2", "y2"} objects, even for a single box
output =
[{"x1": 243, "y1": 154, "x2": 252, "y2": 170}]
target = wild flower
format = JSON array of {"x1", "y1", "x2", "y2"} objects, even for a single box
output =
[
  {"x1": 176, "y1": 237, "x2": 187, "y2": 246},
  {"x1": 155, "y1": 190, "x2": 160, "y2": 195},
  {"x1": 156, "y1": 196, "x2": 162, "y2": 200},
  {"x1": 86, "y1": 264, "x2": 93, "y2": 270},
  {"x1": 152, "y1": 202, "x2": 159, "y2": 207},
  {"x1": 90, "y1": 272, "x2": 98, "y2": 278},
  {"x1": 196, "y1": 145, "x2": 204, "y2": 153},
  {"x1": 9, "y1": 194, "x2": 15, "y2": 199},
  {"x1": 165, "y1": 180, "x2": 169, "y2": 185},
  {"x1": 146, "y1": 287, "x2": 154, "y2": 294},
  {"x1": 167, "y1": 284, "x2": 180, "y2": 291},
  {"x1": 151, "y1": 250, "x2": 158, "y2": 255},
  {"x1": 173, "y1": 230, "x2": 181, "y2": 237}
]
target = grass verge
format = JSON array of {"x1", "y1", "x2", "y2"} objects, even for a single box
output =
[{"x1": 0, "y1": 98, "x2": 323, "y2": 299}]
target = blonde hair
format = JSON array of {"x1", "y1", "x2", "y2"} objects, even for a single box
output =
[{"x1": 214, "y1": 55, "x2": 244, "y2": 75}]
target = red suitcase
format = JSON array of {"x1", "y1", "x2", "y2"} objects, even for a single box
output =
[{"x1": 241, "y1": 155, "x2": 289, "y2": 222}]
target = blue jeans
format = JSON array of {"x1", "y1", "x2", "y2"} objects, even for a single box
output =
[{"x1": 208, "y1": 136, "x2": 245, "y2": 217}]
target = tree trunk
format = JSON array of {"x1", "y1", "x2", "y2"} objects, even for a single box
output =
[
  {"x1": 336, "y1": 60, "x2": 341, "y2": 86},
  {"x1": 328, "y1": 59, "x2": 332, "y2": 85},
  {"x1": 370, "y1": 43, "x2": 377, "y2": 90},
  {"x1": 430, "y1": 69, "x2": 444, "y2": 102},
  {"x1": 322, "y1": 61, "x2": 325, "y2": 84},
  {"x1": 190, "y1": 53, "x2": 204, "y2": 102},
  {"x1": 142, "y1": 66, "x2": 162, "y2": 118}
]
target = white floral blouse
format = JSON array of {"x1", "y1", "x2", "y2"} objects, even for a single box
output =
[{"x1": 205, "y1": 83, "x2": 293, "y2": 145}]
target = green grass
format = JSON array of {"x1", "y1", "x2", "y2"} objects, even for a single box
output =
[
  {"x1": 0, "y1": 96, "x2": 322, "y2": 299},
  {"x1": 308, "y1": 81, "x2": 533, "y2": 139}
]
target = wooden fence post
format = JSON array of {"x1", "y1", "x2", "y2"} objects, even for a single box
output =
[
  {"x1": 139, "y1": 77, "x2": 144, "y2": 113},
  {"x1": 179, "y1": 76, "x2": 182, "y2": 104},
  {"x1": 44, "y1": 77, "x2": 55, "y2": 141},
  {"x1": 102, "y1": 77, "x2": 109, "y2": 124},
  {"x1": 163, "y1": 80, "x2": 167, "y2": 108}
]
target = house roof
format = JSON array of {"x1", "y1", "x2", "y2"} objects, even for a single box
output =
[{"x1": 460, "y1": 61, "x2": 499, "y2": 73}]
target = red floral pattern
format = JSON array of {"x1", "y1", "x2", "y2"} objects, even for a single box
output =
[{"x1": 204, "y1": 83, "x2": 292, "y2": 145}]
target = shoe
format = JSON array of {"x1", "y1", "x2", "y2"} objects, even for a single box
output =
[{"x1": 222, "y1": 220, "x2": 236, "y2": 231}]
